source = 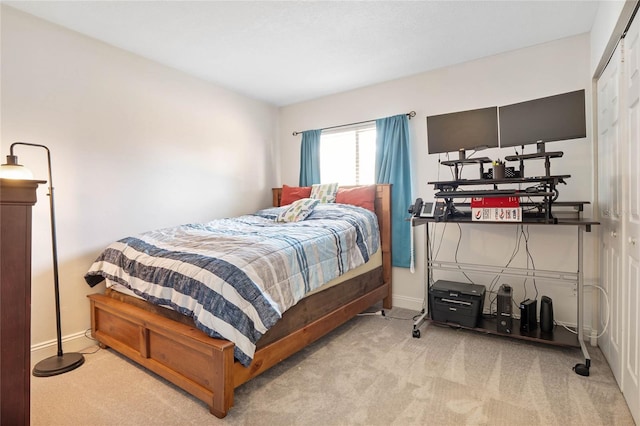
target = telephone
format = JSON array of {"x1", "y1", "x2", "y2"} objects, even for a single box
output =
[
  {"x1": 408, "y1": 198, "x2": 424, "y2": 216},
  {"x1": 409, "y1": 198, "x2": 442, "y2": 218}
]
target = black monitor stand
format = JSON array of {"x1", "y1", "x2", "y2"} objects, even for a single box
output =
[{"x1": 504, "y1": 144, "x2": 563, "y2": 177}]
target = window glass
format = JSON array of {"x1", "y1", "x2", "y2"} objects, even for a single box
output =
[{"x1": 320, "y1": 125, "x2": 376, "y2": 185}]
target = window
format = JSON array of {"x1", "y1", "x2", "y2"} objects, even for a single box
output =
[{"x1": 319, "y1": 124, "x2": 376, "y2": 185}]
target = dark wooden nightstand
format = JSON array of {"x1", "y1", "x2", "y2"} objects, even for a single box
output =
[{"x1": 1, "y1": 178, "x2": 45, "y2": 425}]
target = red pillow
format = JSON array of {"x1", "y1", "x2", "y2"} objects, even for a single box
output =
[
  {"x1": 335, "y1": 185, "x2": 376, "y2": 212},
  {"x1": 280, "y1": 185, "x2": 312, "y2": 206}
]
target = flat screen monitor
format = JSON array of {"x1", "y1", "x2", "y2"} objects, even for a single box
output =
[
  {"x1": 426, "y1": 106, "x2": 499, "y2": 155},
  {"x1": 499, "y1": 89, "x2": 586, "y2": 148}
]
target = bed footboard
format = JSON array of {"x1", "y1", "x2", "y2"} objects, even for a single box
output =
[
  {"x1": 88, "y1": 269, "x2": 388, "y2": 418},
  {"x1": 89, "y1": 294, "x2": 235, "y2": 417}
]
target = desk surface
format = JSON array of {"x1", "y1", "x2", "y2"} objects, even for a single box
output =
[
  {"x1": 505, "y1": 151, "x2": 564, "y2": 161},
  {"x1": 429, "y1": 175, "x2": 571, "y2": 186},
  {"x1": 413, "y1": 216, "x2": 600, "y2": 227},
  {"x1": 440, "y1": 157, "x2": 493, "y2": 166}
]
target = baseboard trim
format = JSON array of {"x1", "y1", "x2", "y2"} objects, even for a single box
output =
[
  {"x1": 391, "y1": 294, "x2": 424, "y2": 311},
  {"x1": 30, "y1": 330, "x2": 97, "y2": 366}
]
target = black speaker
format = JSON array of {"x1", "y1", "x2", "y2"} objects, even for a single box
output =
[
  {"x1": 519, "y1": 298, "x2": 537, "y2": 333},
  {"x1": 540, "y1": 296, "x2": 554, "y2": 333},
  {"x1": 497, "y1": 284, "x2": 513, "y2": 334}
]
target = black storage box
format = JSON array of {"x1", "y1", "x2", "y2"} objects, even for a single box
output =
[
  {"x1": 429, "y1": 280, "x2": 486, "y2": 328},
  {"x1": 484, "y1": 167, "x2": 520, "y2": 179}
]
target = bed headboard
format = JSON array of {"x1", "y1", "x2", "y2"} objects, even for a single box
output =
[{"x1": 271, "y1": 185, "x2": 392, "y2": 308}]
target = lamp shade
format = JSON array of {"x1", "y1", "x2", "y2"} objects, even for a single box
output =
[{"x1": 0, "y1": 155, "x2": 34, "y2": 179}]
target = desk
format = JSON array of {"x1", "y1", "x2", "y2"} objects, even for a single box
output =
[
  {"x1": 431, "y1": 175, "x2": 571, "y2": 223},
  {"x1": 411, "y1": 216, "x2": 599, "y2": 376}
]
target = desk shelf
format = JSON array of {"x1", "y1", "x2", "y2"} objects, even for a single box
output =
[
  {"x1": 430, "y1": 175, "x2": 570, "y2": 187},
  {"x1": 428, "y1": 316, "x2": 580, "y2": 348},
  {"x1": 414, "y1": 213, "x2": 597, "y2": 229},
  {"x1": 505, "y1": 150, "x2": 564, "y2": 177},
  {"x1": 429, "y1": 174, "x2": 572, "y2": 224},
  {"x1": 439, "y1": 157, "x2": 493, "y2": 180}
]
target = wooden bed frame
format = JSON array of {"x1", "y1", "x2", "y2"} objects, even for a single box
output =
[{"x1": 87, "y1": 184, "x2": 392, "y2": 418}]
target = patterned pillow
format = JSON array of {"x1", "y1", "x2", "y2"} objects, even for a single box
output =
[
  {"x1": 276, "y1": 198, "x2": 319, "y2": 222},
  {"x1": 310, "y1": 182, "x2": 339, "y2": 203}
]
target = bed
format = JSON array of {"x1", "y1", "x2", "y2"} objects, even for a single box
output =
[{"x1": 85, "y1": 184, "x2": 392, "y2": 418}]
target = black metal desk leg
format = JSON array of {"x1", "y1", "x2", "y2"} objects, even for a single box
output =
[
  {"x1": 412, "y1": 222, "x2": 430, "y2": 338},
  {"x1": 573, "y1": 225, "x2": 591, "y2": 376}
]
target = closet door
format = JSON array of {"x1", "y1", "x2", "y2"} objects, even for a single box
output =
[
  {"x1": 597, "y1": 41, "x2": 624, "y2": 387},
  {"x1": 623, "y1": 13, "x2": 640, "y2": 422}
]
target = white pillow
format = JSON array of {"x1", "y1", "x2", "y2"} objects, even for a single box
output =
[
  {"x1": 310, "y1": 182, "x2": 339, "y2": 203},
  {"x1": 276, "y1": 198, "x2": 319, "y2": 222}
]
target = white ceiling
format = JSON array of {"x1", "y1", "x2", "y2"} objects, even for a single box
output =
[{"x1": 5, "y1": 1, "x2": 601, "y2": 106}]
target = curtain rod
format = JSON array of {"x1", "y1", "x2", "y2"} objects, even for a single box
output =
[{"x1": 292, "y1": 111, "x2": 416, "y2": 136}]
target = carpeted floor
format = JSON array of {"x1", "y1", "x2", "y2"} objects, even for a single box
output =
[{"x1": 31, "y1": 308, "x2": 635, "y2": 425}]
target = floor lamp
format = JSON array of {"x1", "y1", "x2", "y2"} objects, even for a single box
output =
[{"x1": 0, "y1": 142, "x2": 84, "y2": 376}]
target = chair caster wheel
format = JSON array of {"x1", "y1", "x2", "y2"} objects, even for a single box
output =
[
  {"x1": 412, "y1": 329, "x2": 421, "y2": 338},
  {"x1": 573, "y1": 363, "x2": 590, "y2": 376}
]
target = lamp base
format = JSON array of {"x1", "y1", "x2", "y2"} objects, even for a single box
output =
[{"x1": 32, "y1": 352, "x2": 85, "y2": 377}]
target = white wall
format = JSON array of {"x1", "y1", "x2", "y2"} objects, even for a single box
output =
[
  {"x1": 1, "y1": 6, "x2": 279, "y2": 353},
  {"x1": 279, "y1": 34, "x2": 597, "y2": 328}
]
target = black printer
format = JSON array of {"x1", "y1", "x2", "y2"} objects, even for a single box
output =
[{"x1": 429, "y1": 280, "x2": 486, "y2": 328}]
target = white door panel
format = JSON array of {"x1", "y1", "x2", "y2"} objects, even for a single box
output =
[
  {"x1": 623, "y1": 14, "x2": 640, "y2": 424},
  {"x1": 625, "y1": 257, "x2": 639, "y2": 421},
  {"x1": 598, "y1": 43, "x2": 624, "y2": 385}
]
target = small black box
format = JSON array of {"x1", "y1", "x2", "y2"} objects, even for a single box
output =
[
  {"x1": 429, "y1": 280, "x2": 486, "y2": 328},
  {"x1": 497, "y1": 284, "x2": 513, "y2": 334},
  {"x1": 519, "y1": 298, "x2": 538, "y2": 333}
]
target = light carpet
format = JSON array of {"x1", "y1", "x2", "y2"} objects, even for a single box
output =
[{"x1": 31, "y1": 308, "x2": 634, "y2": 425}]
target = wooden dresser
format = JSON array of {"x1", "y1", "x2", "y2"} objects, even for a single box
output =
[{"x1": 1, "y1": 179, "x2": 44, "y2": 425}]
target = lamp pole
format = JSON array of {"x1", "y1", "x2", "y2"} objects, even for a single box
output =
[{"x1": 4, "y1": 142, "x2": 84, "y2": 376}]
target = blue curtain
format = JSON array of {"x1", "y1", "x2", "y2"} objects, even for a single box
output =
[
  {"x1": 375, "y1": 114, "x2": 413, "y2": 268},
  {"x1": 299, "y1": 129, "x2": 322, "y2": 186}
]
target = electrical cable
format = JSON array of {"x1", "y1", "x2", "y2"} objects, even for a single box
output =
[
  {"x1": 432, "y1": 222, "x2": 448, "y2": 261},
  {"x1": 555, "y1": 320, "x2": 577, "y2": 335},
  {"x1": 588, "y1": 283, "x2": 611, "y2": 338},
  {"x1": 521, "y1": 225, "x2": 539, "y2": 300},
  {"x1": 357, "y1": 310, "x2": 421, "y2": 322},
  {"x1": 410, "y1": 216, "x2": 416, "y2": 273},
  {"x1": 357, "y1": 311, "x2": 385, "y2": 317},
  {"x1": 79, "y1": 328, "x2": 102, "y2": 355},
  {"x1": 422, "y1": 222, "x2": 439, "y2": 312},
  {"x1": 454, "y1": 223, "x2": 474, "y2": 283},
  {"x1": 563, "y1": 284, "x2": 611, "y2": 339},
  {"x1": 385, "y1": 314, "x2": 417, "y2": 321},
  {"x1": 80, "y1": 346, "x2": 102, "y2": 355},
  {"x1": 487, "y1": 224, "x2": 525, "y2": 314}
]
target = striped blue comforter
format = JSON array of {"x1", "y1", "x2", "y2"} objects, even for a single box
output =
[{"x1": 84, "y1": 203, "x2": 380, "y2": 366}]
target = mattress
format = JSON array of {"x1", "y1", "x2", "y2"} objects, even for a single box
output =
[{"x1": 107, "y1": 248, "x2": 381, "y2": 300}]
